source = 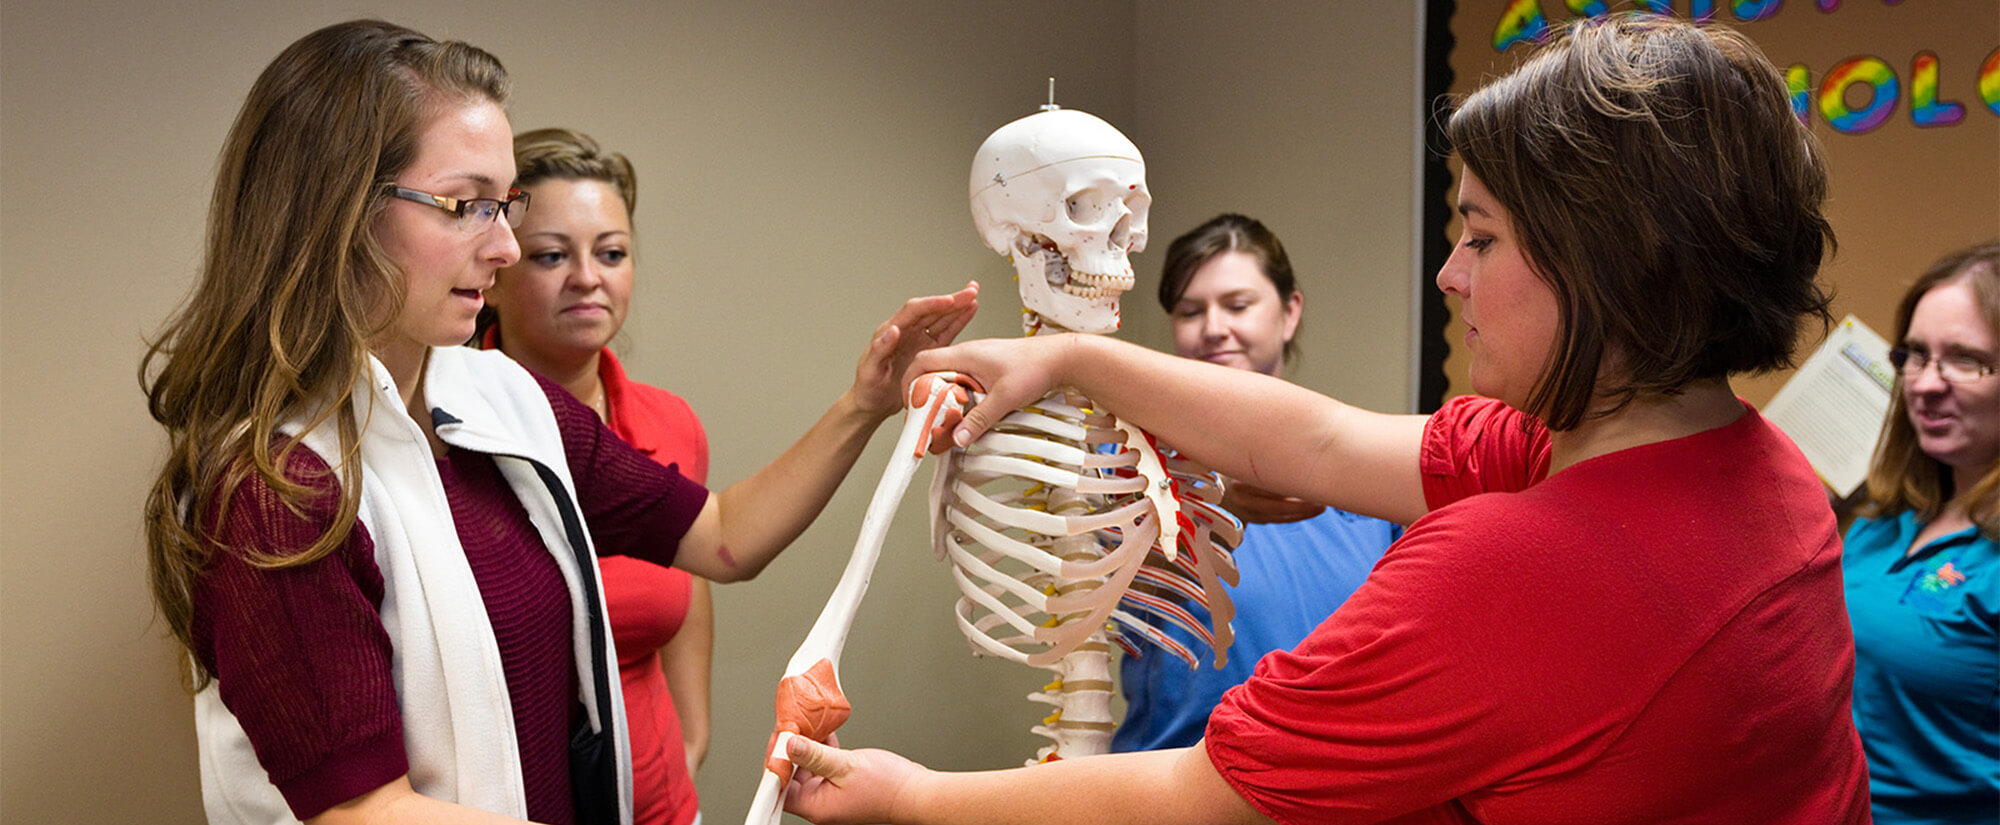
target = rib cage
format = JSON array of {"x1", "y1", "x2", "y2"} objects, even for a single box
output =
[{"x1": 928, "y1": 389, "x2": 1242, "y2": 759}]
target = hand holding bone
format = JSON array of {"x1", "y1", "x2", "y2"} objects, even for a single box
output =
[
  {"x1": 780, "y1": 734, "x2": 923, "y2": 825},
  {"x1": 905, "y1": 335, "x2": 1071, "y2": 450}
]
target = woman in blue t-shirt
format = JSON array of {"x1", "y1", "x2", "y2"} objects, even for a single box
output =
[
  {"x1": 1114, "y1": 214, "x2": 1400, "y2": 752},
  {"x1": 1844, "y1": 241, "x2": 1999, "y2": 825}
]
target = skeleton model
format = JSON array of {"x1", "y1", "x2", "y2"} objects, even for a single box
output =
[{"x1": 744, "y1": 103, "x2": 1240, "y2": 825}]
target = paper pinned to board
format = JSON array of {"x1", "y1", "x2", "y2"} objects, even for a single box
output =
[{"x1": 1763, "y1": 315, "x2": 1896, "y2": 498}]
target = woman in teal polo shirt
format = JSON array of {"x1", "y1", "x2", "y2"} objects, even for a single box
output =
[{"x1": 1845, "y1": 240, "x2": 1999, "y2": 825}]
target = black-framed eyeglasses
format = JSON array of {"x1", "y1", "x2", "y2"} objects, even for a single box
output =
[
  {"x1": 386, "y1": 185, "x2": 530, "y2": 229},
  {"x1": 1888, "y1": 346, "x2": 1998, "y2": 384}
]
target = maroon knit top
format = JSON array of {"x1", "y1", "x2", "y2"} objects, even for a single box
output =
[{"x1": 188, "y1": 374, "x2": 707, "y2": 822}]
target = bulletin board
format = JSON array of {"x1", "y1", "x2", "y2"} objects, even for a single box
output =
[{"x1": 1432, "y1": 0, "x2": 2000, "y2": 407}]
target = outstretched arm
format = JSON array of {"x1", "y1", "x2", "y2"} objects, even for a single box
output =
[
  {"x1": 909, "y1": 333, "x2": 1431, "y2": 526},
  {"x1": 673, "y1": 283, "x2": 978, "y2": 582},
  {"x1": 782, "y1": 736, "x2": 1272, "y2": 825}
]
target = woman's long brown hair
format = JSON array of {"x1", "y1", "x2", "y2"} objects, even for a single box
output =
[{"x1": 139, "y1": 19, "x2": 508, "y2": 688}]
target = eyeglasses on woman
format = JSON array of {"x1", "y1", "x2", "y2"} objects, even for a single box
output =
[
  {"x1": 386, "y1": 185, "x2": 530, "y2": 230},
  {"x1": 1888, "y1": 346, "x2": 1997, "y2": 384}
]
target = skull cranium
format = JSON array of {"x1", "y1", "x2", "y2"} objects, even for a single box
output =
[{"x1": 969, "y1": 109, "x2": 1150, "y2": 334}]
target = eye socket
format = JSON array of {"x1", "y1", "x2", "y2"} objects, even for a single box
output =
[
  {"x1": 1065, "y1": 189, "x2": 1112, "y2": 222},
  {"x1": 528, "y1": 250, "x2": 568, "y2": 267}
]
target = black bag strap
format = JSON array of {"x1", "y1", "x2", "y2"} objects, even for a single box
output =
[
  {"x1": 429, "y1": 405, "x2": 622, "y2": 824},
  {"x1": 528, "y1": 458, "x2": 621, "y2": 825}
]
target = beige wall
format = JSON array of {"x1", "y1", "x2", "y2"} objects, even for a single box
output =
[
  {"x1": 0, "y1": 2, "x2": 1419, "y2": 822},
  {"x1": 1131, "y1": 4, "x2": 1421, "y2": 413}
]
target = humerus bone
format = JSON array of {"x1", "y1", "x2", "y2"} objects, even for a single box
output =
[{"x1": 743, "y1": 373, "x2": 975, "y2": 825}]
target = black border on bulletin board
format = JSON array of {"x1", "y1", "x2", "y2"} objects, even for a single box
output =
[{"x1": 1418, "y1": 0, "x2": 1458, "y2": 414}]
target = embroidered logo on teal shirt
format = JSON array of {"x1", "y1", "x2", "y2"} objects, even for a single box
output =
[
  {"x1": 1916, "y1": 560, "x2": 1969, "y2": 593},
  {"x1": 1902, "y1": 555, "x2": 1970, "y2": 616}
]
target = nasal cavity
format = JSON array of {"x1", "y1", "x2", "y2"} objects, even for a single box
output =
[{"x1": 1109, "y1": 212, "x2": 1132, "y2": 250}]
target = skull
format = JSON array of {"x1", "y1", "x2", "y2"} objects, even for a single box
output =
[{"x1": 969, "y1": 108, "x2": 1150, "y2": 334}]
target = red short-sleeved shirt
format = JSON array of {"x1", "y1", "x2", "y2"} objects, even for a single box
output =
[
  {"x1": 598, "y1": 348, "x2": 709, "y2": 825},
  {"x1": 1204, "y1": 395, "x2": 1871, "y2": 824}
]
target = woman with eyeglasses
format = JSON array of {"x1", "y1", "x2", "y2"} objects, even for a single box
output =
[
  {"x1": 476, "y1": 127, "x2": 714, "y2": 825},
  {"x1": 140, "y1": 20, "x2": 975, "y2": 825},
  {"x1": 775, "y1": 15, "x2": 1869, "y2": 824},
  {"x1": 1843, "y1": 241, "x2": 1999, "y2": 825}
]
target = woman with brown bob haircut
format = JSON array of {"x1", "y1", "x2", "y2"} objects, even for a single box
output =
[{"x1": 771, "y1": 15, "x2": 1870, "y2": 824}]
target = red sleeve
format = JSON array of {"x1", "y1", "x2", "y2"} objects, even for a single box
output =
[
  {"x1": 534, "y1": 374, "x2": 708, "y2": 567},
  {"x1": 189, "y1": 448, "x2": 408, "y2": 820},
  {"x1": 1418, "y1": 395, "x2": 1550, "y2": 511}
]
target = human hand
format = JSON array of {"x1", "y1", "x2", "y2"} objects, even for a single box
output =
[
  {"x1": 782, "y1": 734, "x2": 927, "y2": 825},
  {"x1": 1222, "y1": 478, "x2": 1326, "y2": 524},
  {"x1": 851, "y1": 282, "x2": 980, "y2": 418},
  {"x1": 907, "y1": 333, "x2": 1079, "y2": 451}
]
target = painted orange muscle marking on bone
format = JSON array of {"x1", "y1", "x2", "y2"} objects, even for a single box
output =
[
  {"x1": 906, "y1": 372, "x2": 983, "y2": 457},
  {"x1": 762, "y1": 657, "x2": 851, "y2": 778}
]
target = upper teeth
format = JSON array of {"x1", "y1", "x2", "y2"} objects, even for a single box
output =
[
  {"x1": 1064, "y1": 268, "x2": 1132, "y2": 298},
  {"x1": 1036, "y1": 245, "x2": 1130, "y2": 298}
]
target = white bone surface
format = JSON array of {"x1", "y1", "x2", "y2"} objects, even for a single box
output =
[
  {"x1": 938, "y1": 106, "x2": 1239, "y2": 761},
  {"x1": 930, "y1": 386, "x2": 1240, "y2": 759},
  {"x1": 742, "y1": 378, "x2": 966, "y2": 825}
]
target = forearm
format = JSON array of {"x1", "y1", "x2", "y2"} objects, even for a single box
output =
[
  {"x1": 674, "y1": 284, "x2": 977, "y2": 581},
  {"x1": 661, "y1": 576, "x2": 713, "y2": 770},
  {"x1": 306, "y1": 776, "x2": 538, "y2": 825},
  {"x1": 1056, "y1": 335, "x2": 1431, "y2": 525},
  {"x1": 893, "y1": 747, "x2": 1266, "y2": 825}
]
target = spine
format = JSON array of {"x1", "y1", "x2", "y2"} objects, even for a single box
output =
[{"x1": 1024, "y1": 483, "x2": 1117, "y2": 761}]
